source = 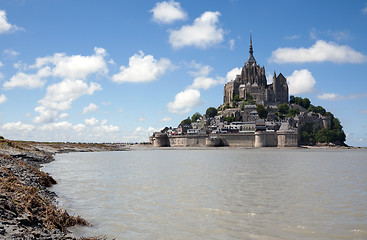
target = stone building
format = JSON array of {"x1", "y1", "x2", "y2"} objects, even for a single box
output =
[{"x1": 223, "y1": 35, "x2": 289, "y2": 106}]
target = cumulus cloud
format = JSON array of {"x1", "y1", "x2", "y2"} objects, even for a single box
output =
[
  {"x1": 1, "y1": 119, "x2": 123, "y2": 142},
  {"x1": 226, "y1": 67, "x2": 241, "y2": 82},
  {"x1": 134, "y1": 126, "x2": 160, "y2": 141},
  {"x1": 4, "y1": 48, "x2": 108, "y2": 89},
  {"x1": 84, "y1": 117, "x2": 99, "y2": 126},
  {"x1": 150, "y1": 0, "x2": 187, "y2": 24},
  {"x1": 187, "y1": 61, "x2": 225, "y2": 90},
  {"x1": 0, "y1": 94, "x2": 7, "y2": 104},
  {"x1": 270, "y1": 40, "x2": 366, "y2": 63},
  {"x1": 83, "y1": 103, "x2": 98, "y2": 114},
  {"x1": 169, "y1": 11, "x2": 224, "y2": 49},
  {"x1": 190, "y1": 76, "x2": 221, "y2": 90},
  {"x1": 167, "y1": 89, "x2": 201, "y2": 114},
  {"x1": 112, "y1": 51, "x2": 173, "y2": 83},
  {"x1": 0, "y1": 10, "x2": 20, "y2": 34},
  {"x1": 4, "y1": 67, "x2": 51, "y2": 89},
  {"x1": 287, "y1": 69, "x2": 316, "y2": 95},
  {"x1": 34, "y1": 79, "x2": 102, "y2": 123},
  {"x1": 317, "y1": 92, "x2": 367, "y2": 101},
  {"x1": 30, "y1": 47, "x2": 108, "y2": 80},
  {"x1": 2, "y1": 121, "x2": 35, "y2": 131}
]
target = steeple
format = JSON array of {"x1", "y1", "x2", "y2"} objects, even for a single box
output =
[{"x1": 247, "y1": 32, "x2": 256, "y2": 64}]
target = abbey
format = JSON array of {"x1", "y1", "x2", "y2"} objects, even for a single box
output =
[{"x1": 223, "y1": 35, "x2": 288, "y2": 106}]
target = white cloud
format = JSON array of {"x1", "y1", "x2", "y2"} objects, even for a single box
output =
[
  {"x1": 2, "y1": 121, "x2": 34, "y2": 131},
  {"x1": 0, "y1": 10, "x2": 20, "y2": 34},
  {"x1": 160, "y1": 117, "x2": 172, "y2": 122},
  {"x1": 0, "y1": 94, "x2": 7, "y2": 104},
  {"x1": 83, "y1": 103, "x2": 98, "y2": 114},
  {"x1": 34, "y1": 79, "x2": 102, "y2": 123},
  {"x1": 73, "y1": 123, "x2": 86, "y2": 132},
  {"x1": 5, "y1": 48, "x2": 108, "y2": 90},
  {"x1": 59, "y1": 113, "x2": 68, "y2": 119},
  {"x1": 150, "y1": 0, "x2": 187, "y2": 24},
  {"x1": 229, "y1": 39, "x2": 235, "y2": 50},
  {"x1": 112, "y1": 51, "x2": 173, "y2": 83},
  {"x1": 317, "y1": 93, "x2": 341, "y2": 101},
  {"x1": 362, "y1": 4, "x2": 367, "y2": 14},
  {"x1": 134, "y1": 126, "x2": 160, "y2": 141},
  {"x1": 138, "y1": 117, "x2": 146, "y2": 122},
  {"x1": 187, "y1": 61, "x2": 225, "y2": 90},
  {"x1": 0, "y1": 62, "x2": 3, "y2": 67},
  {"x1": 3, "y1": 49, "x2": 20, "y2": 58},
  {"x1": 190, "y1": 76, "x2": 221, "y2": 90},
  {"x1": 317, "y1": 92, "x2": 367, "y2": 101},
  {"x1": 84, "y1": 117, "x2": 99, "y2": 126},
  {"x1": 167, "y1": 89, "x2": 201, "y2": 114},
  {"x1": 287, "y1": 69, "x2": 316, "y2": 95},
  {"x1": 94, "y1": 125, "x2": 120, "y2": 133},
  {"x1": 0, "y1": 119, "x2": 123, "y2": 143},
  {"x1": 30, "y1": 47, "x2": 108, "y2": 80},
  {"x1": 226, "y1": 67, "x2": 241, "y2": 82},
  {"x1": 3, "y1": 67, "x2": 51, "y2": 89},
  {"x1": 270, "y1": 40, "x2": 366, "y2": 63},
  {"x1": 285, "y1": 35, "x2": 300, "y2": 40},
  {"x1": 169, "y1": 11, "x2": 224, "y2": 49}
]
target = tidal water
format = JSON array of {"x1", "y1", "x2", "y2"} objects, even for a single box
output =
[{"x1": 43, "y1": 148, "x2": 367, "y2": 240}]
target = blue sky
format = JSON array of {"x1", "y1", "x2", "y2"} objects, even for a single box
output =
[{"x1": 0, "y1": 0, "x2": 367, "y2": 146}]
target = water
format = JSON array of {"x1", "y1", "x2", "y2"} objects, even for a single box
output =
[{"x1": 43, "y1": 148, "x2": 367, "y2": 240}]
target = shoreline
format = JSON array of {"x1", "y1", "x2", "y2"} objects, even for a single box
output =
[{"x1": 0, "y1": 139, "x2": 128, "y2": 239}]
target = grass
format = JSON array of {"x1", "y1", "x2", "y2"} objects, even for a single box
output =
[{"x1": 0, "y1": 166, "x2": 89, "y2": 232}]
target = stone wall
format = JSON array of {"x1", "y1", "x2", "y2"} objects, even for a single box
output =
[
  {"x1": 220, "y1": 133, "x2": 254, "y2": 147},
  {"x1": 254, "y1": 131, "x2": 277, "y2": 147},
  {"x1": 168, "y1": 134, "x2": 208, "y2": 147},
  {"x1": 154, "y1": 132, "x2": 299, "y2": 148},
  {"x1": 277, "y1": 131, "x2": 298, "y2": 147}
]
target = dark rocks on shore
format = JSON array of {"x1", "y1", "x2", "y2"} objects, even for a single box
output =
[{"x1": 0, "y1": 140, "x2": 125, "y2": 240}]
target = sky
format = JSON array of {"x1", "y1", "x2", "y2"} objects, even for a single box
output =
[{"x1": 0, "y1": 0, "x2": 367, "y2": 146}]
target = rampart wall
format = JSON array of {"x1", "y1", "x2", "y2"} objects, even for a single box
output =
[{"x1": 153, "y1": 131, "x2": 298, "y2": 148}]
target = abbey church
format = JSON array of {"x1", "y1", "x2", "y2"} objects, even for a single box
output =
[{"x1": 223, "y1": 35, "x2": 288, "y2": 106}]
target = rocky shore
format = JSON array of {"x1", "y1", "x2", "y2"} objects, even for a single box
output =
[{"x1": 0, "y1": 139, "x2": 128, "y2": 239}]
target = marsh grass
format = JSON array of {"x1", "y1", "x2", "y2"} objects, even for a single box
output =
[{"x1": 0, "y1": 166, "x2": 89, "y2": 232}]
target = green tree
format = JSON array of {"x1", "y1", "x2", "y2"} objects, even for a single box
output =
[
  {"x1": 233, "y1": 94, "x2": 240, "y2": 102},
  {"x1": 206, "y1": 107, "x2": 218, "y2": 118},
  {"x1": 278, "y1": 103, "x2": 289, "y2": 115},
  {"x1": 295, "y1": 97, "x2": 303, "y2": 105},
  {"x1": 191, "y1": 112, "x2": 202, "y2": 122},
  {"x1": 286, "y1": 107, "x2": 300, "y2": 117},
  {"x1": 256, "y1": 104, "x2": 268, "y2": 119},
  {"x1": 180, "y1": 117, "x2": 191, "y2": 125},
  {"x1": 302, "y1": 98, "x2": 311, "y2": 109},
  {"x1": 289, "y1": 95, "x2": 295, "y2": 104}
]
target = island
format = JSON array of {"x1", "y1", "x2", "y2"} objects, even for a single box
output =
[{"x1": 151, "y1": 36, "x2": 346, "y2": 148}]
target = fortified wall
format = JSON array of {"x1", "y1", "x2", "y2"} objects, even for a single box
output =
[{"x1": 152, "y1": 131, "x2": 298, "y2": 148}]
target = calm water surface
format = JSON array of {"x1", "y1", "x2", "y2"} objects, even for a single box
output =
[{"x1": 43, "y1": 148, "x2": 367, "y2": 240}]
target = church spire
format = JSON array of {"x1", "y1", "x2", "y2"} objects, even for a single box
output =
[{"x1": 247, "y1": 32, "x2": 256, "y2": 63}]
